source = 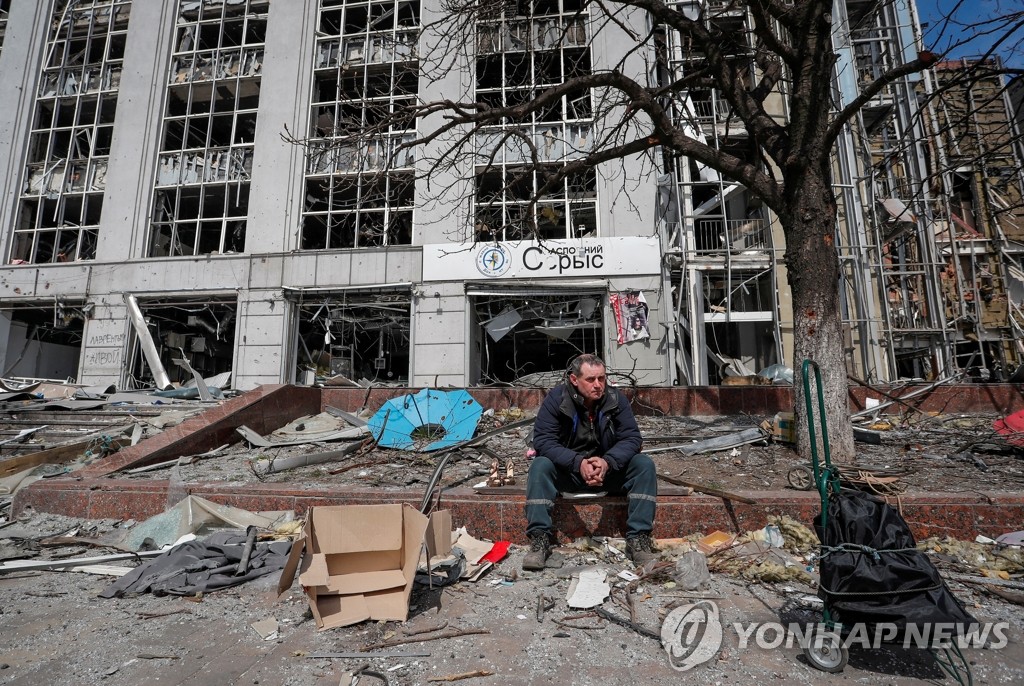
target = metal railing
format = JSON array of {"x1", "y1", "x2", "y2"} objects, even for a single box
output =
[{"x1": 694, "y1": 218, "x2": 769, "y2": 254}]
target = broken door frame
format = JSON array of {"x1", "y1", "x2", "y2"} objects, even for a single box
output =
[{"x1": 122, "y1": 293, "x2": 239, "y2": 390}]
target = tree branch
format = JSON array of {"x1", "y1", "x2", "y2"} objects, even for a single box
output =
[{"x1": 825, "y1": 52, "x2": 940, "y2": 147}]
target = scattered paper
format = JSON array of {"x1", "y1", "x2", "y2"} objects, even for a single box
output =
[
  {"x1": 251, "y1": 618, "x2": 279, "y2": 641},
  {"x1": 566, "y1": 569, "x2": 610, "y2": 609}
]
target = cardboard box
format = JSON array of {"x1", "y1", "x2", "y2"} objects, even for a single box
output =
[
  {"x1": 772, "y1": 412, "x2": 796, "y2": 444},
  {"x1": 697, "y1": 530, "x2": 737, "y2": 554},
  {"x1": 279, "y1": 504, "x2": 450, "y2": 630}
]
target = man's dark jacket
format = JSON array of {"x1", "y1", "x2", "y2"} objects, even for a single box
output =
[{"x1": 532, "y1": 382, "x2": 643, "y2": 473}]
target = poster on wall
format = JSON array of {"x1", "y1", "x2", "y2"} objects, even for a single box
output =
[{"x1": 609, "y1": 290, "x2": 650, "y2": 344}]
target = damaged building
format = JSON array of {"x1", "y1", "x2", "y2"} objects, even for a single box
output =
[
  {"x1": 927, "y1": 58, "x2": 1024, "y2": 380},
  {"x1": 0, "y1": 0, "x2": 1021, "y2": 390}
]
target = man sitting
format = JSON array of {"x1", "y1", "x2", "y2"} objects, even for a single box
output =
[{"x1": 523, "y1": 354, "x2": 658, "y2": 570}]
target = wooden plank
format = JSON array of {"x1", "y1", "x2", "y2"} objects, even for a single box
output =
[
  {"x1": 0, "y1": 426, "x2": 48, "y2": 447},
  {"x1": 657, "y1": 473, "x2": 757, "y2": 505},
  {"x1": 0, "y1": 426, "x2": 131, "y2": 478},
  {"x1": 0, "y1": 549, "x2": 164, "y2": 574},
  {"x1": 63, "y1": 564, "x2": 133, "y2": 576}
]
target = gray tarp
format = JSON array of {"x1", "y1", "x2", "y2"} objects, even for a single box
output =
[{"x1": 99, "y1": 531, "x2": 292, "y2": 598}]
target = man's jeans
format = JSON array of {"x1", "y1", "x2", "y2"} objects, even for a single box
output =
[{"x1": 525, "y1": 454, "x2": 657, "y2": 539}]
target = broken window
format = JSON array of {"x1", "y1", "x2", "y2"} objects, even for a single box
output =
[
  {"x1": 953, "y1": 340, "x2": 1006, "y2": 382},
  {"x1": 300, "y1": 0, "x2": 419, "y2": 250},
  {"x1": 9, "y1": 0, "x2": 131, "y2": 265},
  {"x1": 950, "y1": 172, "x2": 978, "y2": 233},
  {"x1": 473, "y1": 1, "x2": 596, "y2": 240},
  {"x1": 126, "y1": 298, "x2": 236, "y2": 388},
  {"x1": 697, "y1": 269, "x2": 779, "y2": 384},
  {"x1": 0, "y1": 301, "x2": 88, "y2": 381},
  {"x1": 703, "y1": 269, "x2": 774, "y2": 315},
  {"x1": 853, "y1": 30, "x2": 894, "y2": 93},
  {"x1": 470, "y1": 291, "x2": 604, "y2": 385},
  {"x1": 291, "y1": 290, "x2": 411, "y2": 384},
  {"x1": 705, "y1": 321, "x2": 778, "y2": 384},
  {"x1": 893, "y1": 346, "x2": 934, "y2": 382},
  {"x1": 148, "y1": 0, "x2": 267, "y2": 257}
]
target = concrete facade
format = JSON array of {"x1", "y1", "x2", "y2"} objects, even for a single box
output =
[
  {"x1": 2, "y1": 1, "x2": 1017, "y2": 391},
  {"x1": 0, "y1": 0, "x2": 670, "y2": 390}
]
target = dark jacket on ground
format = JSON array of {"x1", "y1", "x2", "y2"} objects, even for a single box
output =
[{"x1": 532, "y1": 382, "x2": 643, "y2": 473}]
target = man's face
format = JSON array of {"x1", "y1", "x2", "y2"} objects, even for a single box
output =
[{"x1": 570, "y1": 362, "x2": 606, "y2": 404}]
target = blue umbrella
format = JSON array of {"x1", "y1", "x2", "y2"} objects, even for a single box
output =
[{"x1": 368, "y1": 389, "x2": 484, "y2": 452}]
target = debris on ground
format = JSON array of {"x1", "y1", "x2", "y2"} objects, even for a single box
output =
[
  {"x1": 697, "y1": 531, "x2": 736, "y2": 553},
  {"x1": 672, "y1": 550, "x2": 711, "y2": 590},
  {"x1": 4, "y1": 391, "x2": 1024, "y2": 682},
  {"x1": 765, "y1": 515, "x2": 819, "y2": 553},
  {"x1": 5, "y1": 395, "x2": 1018, "y2": 499},
  {"x1": 109, "y1": 494, "x2": 296, "y2": 551},
  {"x1": 919, "y1": 536, "x2": 1024, "y2": 575},
  {"x1": 251, "y1": 617, "x2": 280, "y2": 641},
  {"x1": 0, "y1": 507, "x2": 1022, "y2": 684},
  {"x1": 709, "y1": 540, "x2": 816, "y2": 584},
  {"x1": 566, "y1": 568, "x2": 610, "y2": 608}
]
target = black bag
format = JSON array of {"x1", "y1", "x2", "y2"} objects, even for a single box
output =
[{"x1": 814, "y1": 489, "x2": 976, "y2": 639}]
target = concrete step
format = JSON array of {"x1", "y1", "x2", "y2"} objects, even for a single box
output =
[{"x1": 12, "y1": 479, "x2": 1024, "y2": 543}]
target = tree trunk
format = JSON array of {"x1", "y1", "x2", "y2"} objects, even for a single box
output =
[{"x1": 784, "y1": 169, "x2": 856, "y2": 464}]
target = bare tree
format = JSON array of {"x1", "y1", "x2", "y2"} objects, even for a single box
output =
[{"x1": 289, "y1": 0, "x2": 1024, "y2": 461}]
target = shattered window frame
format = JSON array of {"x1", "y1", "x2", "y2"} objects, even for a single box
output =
[
  {"x1": 701, "y1": 268, "x2": 778, "y2": 384},
  {"x1": 470, "y1": 290, "x2": 604, "y2": 385},
  {"x1": 0, "y1": 300, "x2": 88, "y2": 382},
  {"x1": 299, "y1": 0, "x2": 420, "y2": 250},
  {"x1": 473, "y1": 0, "x2": 597, "y2": 242},
  {"x1": 701, "y1": 268, "x2": 775, "y2": 315},
  {"x1": 147, "y1": 0, "x2": 269, "y2": 258},
  {"x1": 291, "y1": 290, "x2": 412, "y2": 384},
  {"x1": 9, "y1": 0, "x2": 132, "y2": 265},
  {"x1": 125, "y1": 297, "x2": 237, "y2": 388}
]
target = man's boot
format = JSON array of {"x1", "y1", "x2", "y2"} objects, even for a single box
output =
[
  {"x1": 626, "y1": 533, "x2": 659, "y2": 566},
  {"x1": 522, "y1": 532, "x2": 551, "y2": 570}
]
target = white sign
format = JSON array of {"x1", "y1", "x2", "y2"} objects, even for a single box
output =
[{"x1": 421, "y1": 237, "x2": 661, "y2": 281}]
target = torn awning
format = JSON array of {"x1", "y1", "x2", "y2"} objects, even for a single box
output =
[{"x1": 368, "y1": 389, "x2": 483, "y2": 451}]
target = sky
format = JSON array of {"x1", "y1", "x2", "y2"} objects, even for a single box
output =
[{"x1": 915, "y1": 0, "x2": 1024, "y2": 69}]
